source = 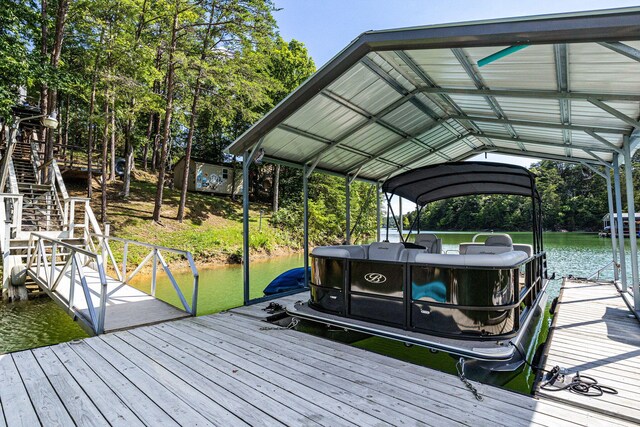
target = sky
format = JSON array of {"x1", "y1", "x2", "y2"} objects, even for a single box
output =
[{"x1": 270, "y1": 0, "x2": 639, "y2": 213}]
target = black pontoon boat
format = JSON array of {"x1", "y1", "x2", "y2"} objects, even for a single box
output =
[{"x1": 289, "y1": 162, "x2": 550, "y2": 373}]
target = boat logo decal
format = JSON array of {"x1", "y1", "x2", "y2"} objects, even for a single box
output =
[{"x1": 364, "y1": 273, "x2": 387, "y2": 284}]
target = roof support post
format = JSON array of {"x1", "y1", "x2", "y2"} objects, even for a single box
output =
[
  {"x1": 242, "y1": 149, "x2": 251, "y2": 305},
  {"x1": 613, "y1": 153, "x2": 627, "y2": 291},
  {"x1": 376, "y1": 182, "x2": 381, "y2": 242},
  {"x1": 398, "y1": 197, "x2": 403, "y2": 241},
  {"x1": 303, "y1": 164, "x2": 310, "y2": 288},
  {"x1": 623, "y1": 137, "x2": 640, "y2": 311},
  {"x1": 345, "y1": 175, "x2": 351, "y2": 244},
  {"x1": 606, "y1": 170, "x2": 620, "y2": 282},
  {"x1": 582, "y1": 161, "x2": 619, "y2": 282}
]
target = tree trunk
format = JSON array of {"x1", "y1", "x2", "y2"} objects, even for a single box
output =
[
  {"x1": 272, "y1": 164, "x2": 280, "y2": 213},
  {"x1": 122, "y1": 112, "x2": 134, "y2": 197},
  {"x1": 143, "y1": 113, "x2": 153, "y2": 171},
  {"x1": 109, "y1": 102, "x2": 116, "y2": 181},
  {"x1": 177, "y1": 2, "x2": 215, "y2": 222},
  {"x1": 86, "y1": 30, "x2": 103, "y2": 198},
  {"x1": 101, "y1": 96, "x2": 109, "y2": 224},
  {"x1": 152, "y1": 8, "x2": 178, "y2": 223},
  {"x1": 39, "y1": 0, "x2": 49, "y2": 145},
  {"x1": 44, "y1": 0, "x2": 70, "y2": 181}
]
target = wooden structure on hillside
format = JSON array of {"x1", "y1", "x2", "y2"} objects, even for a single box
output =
[
  {"x1": 173, "y1": 157, "x2": 241, "y2": 196},
  {"x1": 1, "y1": 108, "x2": 200, "y2": 335}
]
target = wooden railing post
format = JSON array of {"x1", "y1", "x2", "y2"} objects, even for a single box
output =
[{"x1": 122, "y1": 242, "x2": 128, "y2": 283}]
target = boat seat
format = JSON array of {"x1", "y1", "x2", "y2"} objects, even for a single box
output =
[
  {"x1": 465, "y1": 245, "x2": 512, "y2": 255},
  {"x1": 485, "y1": 234, "x2": 513, "y2": 247},
  {"x1": 368, "y1": 242, "x2": 404, "y2": 261},
  {"x1": 414, "y1": 251, "x2": 529, "y2": 268},
  {"x1": 311, "y1": 245, "x2": 366, "y2": 259},
  {"x1": 400, "y1": 248, "x2": 430, "y2": 262},
  {"x1": 513, "y1": 244, "x2": 533, "y2": 257},
  {"x1": 414, "y1": 233, "x2": 442, "y2": 254}
]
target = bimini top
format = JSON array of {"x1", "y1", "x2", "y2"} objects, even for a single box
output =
[
  {"x1": 226, "y1": 7, "x2": 640, "y2": 182},
  {"x1": 382, "y1": 161, "x2": 537, "y2": 205}
]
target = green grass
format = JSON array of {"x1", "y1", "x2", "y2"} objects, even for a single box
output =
[{"x1": 66, "y1": 170, "x2": 300, "y2": 268}]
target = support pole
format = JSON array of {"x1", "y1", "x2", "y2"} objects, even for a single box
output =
[
  {"x1": 613, "y1": 154, "x2": 627, "y2": 290},
  {"x1": 345, "y1": 175, "x2": 351, "y2": 244},
  {"x1": 242, "y1": 150, "x2": 251, "y2": 305},
  {"x1": 303, "y1": 165, "x2": 310, "y2": 287},
  {"x1": 398, "y1": 197, "x2": 403, "y2": 241},
  {"x1": 605, "y1": 172, "x2": 619, "y2": 281},
  {"x1": 376, "y1": 183, "x2": 381, "y2": 242},
  {"x1": 623, "y1": 138, "x2": 640, "y2": 310}
]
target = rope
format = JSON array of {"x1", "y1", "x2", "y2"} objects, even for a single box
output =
[
  {"x1": 259, "y1": 317, "x2": 299, "y2": 331},
  {"x1": 509, "y1": 342, "x2": 618, "y2": 397}
]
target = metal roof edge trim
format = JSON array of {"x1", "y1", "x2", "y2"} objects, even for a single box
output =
[{"x1": 226, "y1": 8, "x2": 640, "y2": 157}]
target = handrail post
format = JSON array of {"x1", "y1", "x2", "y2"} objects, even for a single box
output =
[
  {"x1": 122, "y1": 242, "x2": 128, "y2": 282},
  {"x1": 50, "y1": 243, "x2": 57, "y2": 287},
  {"x1": 151, "y1": 249, "x2": 158, "y2": 297},
  {"x1": 69, "y1": 199, "x2": 75, "y2": 238},
  {"x1": 69, "y1": 254, "x2": 76, "y2": 307},
  {"x1": 192, "y1": 275, "x2": 199, "y2": 316}
]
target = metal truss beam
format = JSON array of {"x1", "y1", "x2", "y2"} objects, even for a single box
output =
[{"x1": 598, "y1": 41, "x2": 640, "y2": 63}]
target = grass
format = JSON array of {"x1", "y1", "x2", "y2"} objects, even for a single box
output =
[{"x1": 66, "y1": 169, "x2": 300, "y2": 267}]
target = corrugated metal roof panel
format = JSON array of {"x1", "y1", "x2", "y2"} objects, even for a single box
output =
[
  {"x1": 410, "y1": 49, "x2": 476, "y2": 88},
  {"x1": 282, "y1": 95, "x2": 366, "y2": 141},
  {"x1": 264, "y1": 128, "x2": 327, "y2": 162},
  {"x1": 463, "y1": 44, "x2": 557, "y2": 90},
  {"x1": 570, "y1": 42, "x2": 640, "y2": 94}
]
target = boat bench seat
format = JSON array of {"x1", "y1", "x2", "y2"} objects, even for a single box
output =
[
  {"x1": 311, "y1": 245, "x2": 367, "y2": 259},
  {"x1": 368, "y1": 242, "x2": 405, "y2": 261},
  {"x1": 414, "y1": 251, "x2": 529, "y2": 267}
]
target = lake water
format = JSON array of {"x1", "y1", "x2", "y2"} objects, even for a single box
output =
[{"x1": 0, "y1": 232, "x2": 625, "y2": 357}]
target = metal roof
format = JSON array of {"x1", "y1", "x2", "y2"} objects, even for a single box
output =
[{"x1": 227, "y1": 7, "x2": 640, "y2": 182}]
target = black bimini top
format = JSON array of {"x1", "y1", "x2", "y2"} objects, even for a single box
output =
[{"x1": 382, "y1": 161, "x2": 538, "y2": 206}]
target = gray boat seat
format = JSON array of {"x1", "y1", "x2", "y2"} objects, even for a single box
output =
[
  {"x1": 414, "y1": 233, "x2": 442, "y2": 254},
  {"x1": 513, "y1": 244, "x2": 533, "y2": 257},
  {"x1": 414, "y1": 251, "x2": 528, "y2": 267},
  {"x1": 368, "y1": 242, "x2": 404, "y2": 261},
  {"x1": 400, "y1": 248, "x2": 429, "y2": 262},
  {"x1": 465, "y1": 245, "x2": 512, "y2": 255},
  {"x1": 485, "y1": 234, "x2": 513, "y2": 247},
  {"x1": 311, "y1": 245, "x2": 366, "y2": 259}
]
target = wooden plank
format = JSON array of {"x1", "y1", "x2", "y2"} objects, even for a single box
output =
[
  {"x1": 198, "y1": 314, "x2": 547, "y2": 427},
  {"x1": 99, "y1": 332, "x2": 272, "y2": 426},
  {"x1": 49, "y1": 343, "x2": 145, "y2": 427},
  {"x1": 216, "y1": 313, "x2": 616, "y2": 427},
  {"x1": 172, "y1": 319, "x2": 451, "y2": 427},
  {"x1": 0, "y1": 354, "x2": 40, "y2": 427},
  {"x1": 538, "y1": 280, "x2": 640, "y2": 425},
  {"x1": 134, "y1": 327, "x2": 354, "y2": 427},
  {"x1": 31, "y1": 346, "x2": 109, "y2": 427},
  {"x1": 81, "y1": 337, "x2": 221, "y2": 427},
  {"x1": 65, "y1": 340, "x2": 180, "y2": 426},
  {"x1": 11, "y1": 351, "x2": 74, "y2": 426},
  {"x1": 154, "y1": 322, "x2": 394, "y2": 426}
]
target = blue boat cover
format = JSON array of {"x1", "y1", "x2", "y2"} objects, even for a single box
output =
[{"x1": 263, "y1": 267, "x2": 310, "y2": 295}]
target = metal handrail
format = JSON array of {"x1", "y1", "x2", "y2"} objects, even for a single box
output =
[
  {"x1": 587, "y1": 260, "x2": 617, "y2": 281},
  {"x1": 89, "y1": 232, "x2": 199, "y2": 315},
  {"x1": 26, "y1": 232, "x2": 108, "y2": 334}
]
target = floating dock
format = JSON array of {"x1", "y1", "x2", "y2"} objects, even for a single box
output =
[{"x1": 0, "y1": 279, "x2": 638, "y2": 426}]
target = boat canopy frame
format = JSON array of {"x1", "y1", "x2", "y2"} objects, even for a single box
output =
[{"x1": 229, "y1": 8, "x2": 640, "y2": 313}]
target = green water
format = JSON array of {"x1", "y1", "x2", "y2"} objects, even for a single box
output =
[{"x1": 0, "y1": 232, "x2": 622, "y2": 358}]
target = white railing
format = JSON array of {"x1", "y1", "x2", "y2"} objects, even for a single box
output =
[
  {"x1": 88, "y1": 233, "x2": 199, "y2": 315},
  {"x1": 26, "y1": 232, "x2": 108, "y2": 334}
]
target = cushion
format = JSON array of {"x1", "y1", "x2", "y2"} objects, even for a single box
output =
[{"x1": 368, "y1": 242, "x2": 404, "y2": 261}]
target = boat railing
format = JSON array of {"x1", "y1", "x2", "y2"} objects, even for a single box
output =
[
  {"x1": 26, "y1": 232, "x2": 108, "y2": 334},
  {"x1": 88, "y1": 232, "x2": 199, "y2": 316},
  {"x1": 587, "y1": 260, "x2": 618, "y2": 282}
]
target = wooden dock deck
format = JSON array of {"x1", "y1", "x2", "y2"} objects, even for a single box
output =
[
  {"x1": 537, "y1": 279, "x2": 640, "y2": 424},
  {"x1": 1, "y1": 288, "x2": 637, "y2": 426}
]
